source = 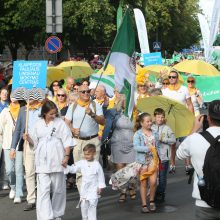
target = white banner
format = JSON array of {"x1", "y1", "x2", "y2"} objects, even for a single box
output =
[
  {"x1": 209, "y1": 0, "x2": 220, "y2": 47},
  {"x1": 134, "y1": 8, "x2": 150, "y2": 54},
  {"x1": 198, "y1": 13, "x2": 210, "y2": 60}
]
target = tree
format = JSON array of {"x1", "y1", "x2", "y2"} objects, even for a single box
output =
[{"x1": 0, "y1": 0, "x2": 46, "y2": 60}]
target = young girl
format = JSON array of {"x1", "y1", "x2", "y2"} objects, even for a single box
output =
[
  {"x1": 133, "y1": 113, "x2": 160, "y2": 213},
  {"x1": 64, "y1": 144, "x2": 106, "y2": 220}
]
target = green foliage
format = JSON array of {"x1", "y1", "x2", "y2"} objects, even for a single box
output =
[{"x1": 0, "y1": 0, "x2": 201, "y2": 60}]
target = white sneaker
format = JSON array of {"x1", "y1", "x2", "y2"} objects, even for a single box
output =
[
  {"x1": 14, "y1": 197, "x2": 21, "y2": 204},
  {"x1": 9, "y1": 189, "x2": 15, "y2": 199},
  {"x1": 2, "y1": 184, "x2": 10, "y2": 190}
]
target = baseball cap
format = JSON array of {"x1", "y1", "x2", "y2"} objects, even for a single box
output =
[{"x1": 208, "y1": 100, "x2": 220, "y2": 120}]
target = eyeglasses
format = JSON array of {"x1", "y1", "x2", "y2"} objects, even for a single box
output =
[
  {"x1": 187, "y1": 80, "x2": 195, "y2": 83},
  {"x1": 57, "y1": 94, "x2": 66, "y2": 97},
  {"x1": 79, "y1": 90, "x2": 91, "y2": 94},
  {"x1": 53, "y1": 84, "x2": 59, "y2": 87},
  {"x1": 168, "y1": 76, "x2": 177, "y2": 79},
  {"x1": 162, "y1": 83, "x2": 169, "y2": 85}
]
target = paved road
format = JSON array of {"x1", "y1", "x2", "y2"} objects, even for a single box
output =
[{"x1": 0, "y1": 161, "x2": 195, "y2": 220}]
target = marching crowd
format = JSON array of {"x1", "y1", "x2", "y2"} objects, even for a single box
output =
[{"x1": 1, "y1": 58, "x2": 219, "y2": 220}]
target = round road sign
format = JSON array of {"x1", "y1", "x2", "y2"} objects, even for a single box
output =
[{"x1": 45, "y1": 36, "x2": 62, "y2": 54}]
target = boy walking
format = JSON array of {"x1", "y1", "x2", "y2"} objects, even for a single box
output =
[{"x1": 151, "y1": 108, "x2": 176, "y2": 202}]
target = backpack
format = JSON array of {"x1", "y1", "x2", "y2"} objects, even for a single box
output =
[{"x1": 199, "y1": 131, "x2": 220, "y2": 208}]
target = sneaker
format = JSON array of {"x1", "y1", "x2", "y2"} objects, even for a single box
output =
[
  {"x1": 2, "y1": 184, "x2": 10, "y2": 190},
  {"x1": 9, "y1": 189, "x2": 16, "y2": 199},
  {"x1": 23, "y1": 203, "x2": 36, "y2": 211},
  {"x1": 169, "y1": 165, "x2": 176, "y2": 174},
  {"x1": 14, "y1": 197, "x2": 22, "y2": 204}
]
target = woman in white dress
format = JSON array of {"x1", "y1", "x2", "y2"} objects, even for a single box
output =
[{"x1": 25, "y1": 100, "x2": 74, "y2": 220}]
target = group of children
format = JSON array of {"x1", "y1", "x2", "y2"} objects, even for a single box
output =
[{"x1": 66, "y1": 107, "x2": 175, "y2": 219}]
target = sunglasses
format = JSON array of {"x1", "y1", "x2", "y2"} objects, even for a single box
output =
[
  {"x1": 162, "y1": 83, "x2": 169, "y2": 85},
  {"x1": 57, "y1": 94, "x2": 66, "y2": 97},
  {"x1": 80, "y1": 90, "x2": 91, "y2": 94},
  {"x1": 53, "y1": 84, "x2": 59, "y2": 87},
  {"x1": 187, "y1": 80, "x2": 195, "y2": 83},
  {"x1": 73, "y1": 88, "x2": 78, "y2": 91},
  {"x1": 168, "y1": 76, "x2": 177, "y2": 79}
]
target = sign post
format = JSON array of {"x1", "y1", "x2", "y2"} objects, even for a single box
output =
[
  {"x1": 153, "y1": 41, "x2": 161, "y2": 51},
  {"x1": 45, "y1": 36, "x2": 62, "y2": 54}
]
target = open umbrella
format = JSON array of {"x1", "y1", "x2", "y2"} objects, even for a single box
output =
[
  {"x1": 57, "y1": 61, "x2": 93, "y2": 78},
  {"x1": 142, "y1": 65, "x2": 184, "y2": 84},
  {"x1": 47, "y1": 66, "x2": 68, "y2": 86},
  {"x1": 137, "y1": 96, "x2": 195, "y2": 138},
  {"x1": 173, "y1": 60, "x2": 220, "y2": 76},
  {"x1": 97, "y1": 64, "x2": 142, "y2": 75}
]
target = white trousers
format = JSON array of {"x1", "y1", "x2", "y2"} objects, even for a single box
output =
[
  {"x1": 37, "y1": 172, "x2": 66, "y2": 220},
  {"x1": 81, "y1": 199, "x2": 98, "y2": 220}
]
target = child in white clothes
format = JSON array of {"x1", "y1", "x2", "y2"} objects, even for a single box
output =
[{"x1": 64, "y1": 144, "x2": 106, "y2": 220}]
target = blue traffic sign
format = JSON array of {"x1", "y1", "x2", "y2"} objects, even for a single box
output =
[
  {"x1": 153, "y1": 41, "x2": 161, "y2": 51},
  {"x1": 45, "y1": 36, "x2": 62, "y2": 54}
]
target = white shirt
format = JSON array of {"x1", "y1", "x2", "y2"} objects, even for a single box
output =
[
  {"x1": 66, "y1": 160, "x2": 106, "y2": 200},
  {"x1": 176, "y1": 126, "x2": 220, "y2": 208},
  {"x1": 162, "y1": 85, "x2": 190, "y2": 105},
  {"x1": 30, "y1": 117, "x2": 75, "y2": 173},
  {"x1": 65, "y1": 102, "x2": 103, "y2": 137}
]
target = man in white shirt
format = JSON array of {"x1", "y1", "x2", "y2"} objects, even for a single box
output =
[
  {"x1": 177, "y1": 100, "x2": 220, "y2": 219},
  {"x1": 162, "y1": 69, "x2": 194, "y2": 173},
  {"x1": 65, "y1": 85, "x2": 105, "y2": 190}
]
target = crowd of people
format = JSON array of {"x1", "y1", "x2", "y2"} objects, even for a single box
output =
[{"x1": 1, "y1": 57, "x2": 219, "y2": 220}]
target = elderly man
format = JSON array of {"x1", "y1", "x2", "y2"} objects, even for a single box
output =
[
  {"x1": 95, "y1": 85, "x2": 109, "y2": 108},
  {"x1": 65, "y1": 85, "x2": 105, "y2": 189},
  {"x1": 64, "y1": 76, "x2": 75, "y2": 95},
  {"x1": 162, "y1": 69, "x2": 194, "y2": 174}
]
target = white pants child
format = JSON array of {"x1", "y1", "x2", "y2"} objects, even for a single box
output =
[
  {"x1": 37, "y1": 172, "x2": 66, "y2": 220},
  {"x1": 81, "y1": 199, "x2": 98, "y2": 220}
]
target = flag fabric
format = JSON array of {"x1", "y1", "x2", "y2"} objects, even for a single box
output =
[
  {"x1": 104, "y1": 9, "x2": 136, "y2": 117},
  {"x1": 117, "y1": 0, "x2": 123, "y2": 31},
  {"x1": 90, "y1": 74, "x2": 115, "y2": 97}
]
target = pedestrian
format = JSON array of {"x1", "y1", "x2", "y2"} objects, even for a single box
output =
[
  {"x1": 0, "y1": 96, "x2": 23, "y2": 203},
  {"x1": 11, "y1": 98, "x2": 43, "y2": 211},
  {"x1": 177, "y1": 100, "x2": 220, "y2": 219},
  {"x1": 151, "y1": 108, "x2": 176, "y2": 202},
  {"x1": 162, "y1": 69, "x2": 194, "y2": 174},
  {"x1": 64, "y1": 76, "x2": 75, "y2": 95},
  {"x1": 133, "y1": 113, "x2": 160, "y2": 213},
  {"x1": 109, "y1": 94, "x2": 136, "y2": 203},
  {"x1": 187, "y1": 76, "x2": 203, "y2": 116},
  {"x1": 64, "y1": 144, "x2": 106, "y2": 220},
  {"x1": 27, "y1": 100, "x2": 73, "y2": 220},
  {"x1": 64, "y1": 84, "x2": 105, "y2": 190}
]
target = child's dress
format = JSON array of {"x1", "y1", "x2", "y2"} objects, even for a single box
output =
[{"x1": 110, "y1": 129, "x2": 159, "y2": 190}]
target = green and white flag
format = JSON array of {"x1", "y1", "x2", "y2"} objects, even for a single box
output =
[
  {"x1": 104, "y1": 9, "x2": 136, "y2": 117},
  {"x1": 90, "y1": 74, "x2": 115, "y2": 97}
]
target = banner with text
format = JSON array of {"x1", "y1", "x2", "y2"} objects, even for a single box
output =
[
  {"x1": 143, "y1": 52, "x2": 162, "y2": 66},
  {"x1": 12, "y1": 60, "x2": 47, "y2": 90},
  {"x1": 182, "y1": 75, "x2": 220, "y2": 102}
]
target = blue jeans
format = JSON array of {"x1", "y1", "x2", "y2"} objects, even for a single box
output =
[
  {"x1": 157, "y1": 160, "x2": 169, "y2": 195},
  {"x1": 3, "y1": 149, "x2": 24, "y2": 197}
]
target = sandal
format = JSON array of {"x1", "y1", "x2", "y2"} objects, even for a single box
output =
[
  {"x1": 129, "y1": 189, "x2": 136, "y2": 200},
  {"x1": 118, "y1": 193, "x2": 126, "y2": 203},
  {"x1": 149, "y1": 201, "x2": 156, "y2": 212},
  {"x1": 141, "y1": 205, "x2": 149, "y2": 213}
]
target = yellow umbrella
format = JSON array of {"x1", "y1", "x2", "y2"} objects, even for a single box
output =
[
  {"x1": 137, "y1": 96, "x2": 195, "y2": 138},
  {"x1": 58, "y1": 61, "x2": 93, "y2": 78},
  {"x1": 97, "y1": 64, "x2": 143, "y2": 75},
  {"x1": 142, "y1": 65, "x2": 184, "y2": 84},
  {"x1": 173, "y1": 60, "x2": 220, "y2": 76},
  {"x1": 47, "y1": 67, "x2": 68, "y2": 86}
]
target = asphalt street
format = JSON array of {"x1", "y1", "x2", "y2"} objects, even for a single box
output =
[{"x1": 0, "y1": 160, "x2": 195, "y2": 220}]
